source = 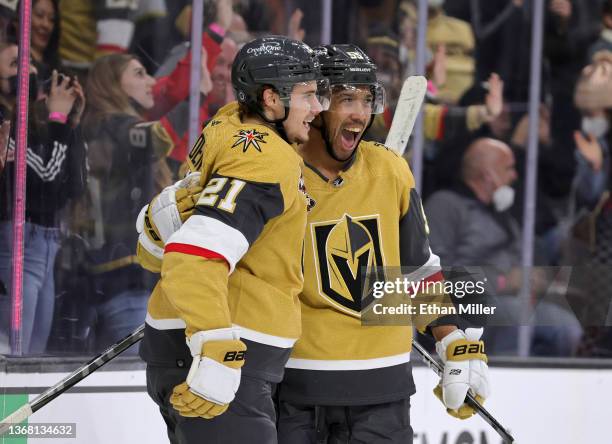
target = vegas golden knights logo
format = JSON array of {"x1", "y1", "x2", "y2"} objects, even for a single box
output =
[{"x1": 312, "y1": 214, "x2": 385, "y2": 315}]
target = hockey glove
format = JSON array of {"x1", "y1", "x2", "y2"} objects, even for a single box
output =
[
  {"x1": 170, "y1": 327, "x2": 247, "y2": 419},
  {"x1": 136, "y1": 172, "x2": 202, "y2": 272},
  {"x1": 434, "y1": 327, "x2": 489, "y2": 420}
]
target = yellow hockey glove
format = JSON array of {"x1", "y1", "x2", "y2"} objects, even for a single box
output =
[
  {"x1": 135, "y1": 172, "x2": 202, "y2": 272},
  {"x1": 170, "y1": 328, "x2": 247, "y2": 419}
]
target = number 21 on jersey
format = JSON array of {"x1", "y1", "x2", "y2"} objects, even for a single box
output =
[{"x1": 197, "y1": 177, "x2": 246, "y2": 213}]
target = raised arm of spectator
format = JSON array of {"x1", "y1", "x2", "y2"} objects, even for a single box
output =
[
  {"x1": 288, "y1": 8, "x2": 305, "y2": 42},
  {"x1": 424, "y1": 73, "x2": 504, "y2": 141},
  {"x1": 148, "y1": 27, "x2": 223, "y2": 120}
]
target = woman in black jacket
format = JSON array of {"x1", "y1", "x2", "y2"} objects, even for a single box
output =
[{"x1": 0, "y1": 41, "x2": 86, "y2": 355}]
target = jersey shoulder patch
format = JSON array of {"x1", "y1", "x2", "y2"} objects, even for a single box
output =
[{"x1": 230, "y1": 128, "x2": 269, "y2": 153}]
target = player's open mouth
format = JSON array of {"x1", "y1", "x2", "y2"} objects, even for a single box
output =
[{"x1": 340, "y1": 127, "x2": 362, "y2": 151}]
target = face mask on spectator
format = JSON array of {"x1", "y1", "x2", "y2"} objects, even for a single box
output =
[
  {"x1": 492, "y1": 185, "x2": 515, "y2": 212},
  {"x1": 2, "y1": 73, "x2": 39, "y2": 102},
  {"x1": 581, "y1": 116, "x2": 610, "y2": 139}
]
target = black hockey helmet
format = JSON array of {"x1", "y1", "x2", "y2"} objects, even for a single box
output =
[
  {"x1": 314, "y1": 44, "x2": 385, "y2": 114},
  {"x1": 232, "y1": 36, "x2": 330, "y2": 115},
  {"x1": 311, "y1": 44, "x2": 385, "y2": 163}
]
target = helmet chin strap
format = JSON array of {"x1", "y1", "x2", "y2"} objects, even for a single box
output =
[
  {"x1": 314, "y1": 113, "x2": 375, "y2": 164},
  {"x1": 254, "y1": 104, "x2": 290, "y2": 144}
]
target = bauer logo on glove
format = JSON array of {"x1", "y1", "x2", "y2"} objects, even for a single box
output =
[
  {"x1": 451, "y1": 342, "x2": 485, "y2": 358},
  {"x1": 223, "y1": 350, "x2": 246, "y2": 362}
]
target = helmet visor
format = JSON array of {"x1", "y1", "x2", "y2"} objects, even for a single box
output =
[
  {"x1": 281, "y1": 78, "x2": 331, "y2": 112},
  {"x1": 328, "y1": 83, "x2": 386, "y2": 115}
]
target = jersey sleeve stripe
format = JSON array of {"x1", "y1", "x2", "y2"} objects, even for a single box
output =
[
  {"x1": 402, "y1": 249, "x2": 442, "y2": 283},
  {"x1": 233, "y1": 323, "x2": 297, "y2": 348},
  {"x1": 165, "y1": 214, "x2": 249, "y2": 273},
  {"x1": 145, "y1": 313, "x2": 186, "y2": 330},
  {"x1": 164, "y1": 243, "x2": 229, "y2": 265}
]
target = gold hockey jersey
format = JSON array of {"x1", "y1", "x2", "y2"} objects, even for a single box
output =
[
  {"x1": 140, "y1": 103, "x2": 308, "y2": 382},
  {"x1": 281, "y1": 141, "x2": 452, "y2": 405}
]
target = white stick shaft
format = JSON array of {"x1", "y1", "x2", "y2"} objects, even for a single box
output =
[{"x1": 385, "y1": 76, "x2": 427, "y2": 155}]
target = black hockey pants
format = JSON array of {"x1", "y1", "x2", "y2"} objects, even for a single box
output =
[
  {"x1": 277, "y1": 398, "x2": 413, "y2": 444},
  {"x1": 146, "y1": 365, "x2": 277, "y2": 444}
]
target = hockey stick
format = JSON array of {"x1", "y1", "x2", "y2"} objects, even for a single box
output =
[
  {"x1": 383, "y1": 77, "x2": 514, "y2": 443},
  {"x1": 384, "y1": 75, "x2": 427, "y2": 155},
  {"x1": 411, "y1": 340, "x2": 515, "y2": 443},
  {"x1": 0, "y1": 324, "x2": 145, "y2": 436}
]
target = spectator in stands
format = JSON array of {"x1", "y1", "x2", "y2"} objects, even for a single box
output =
[
  {"x1": 544, "y1": 0, "x2": 602, "y2": 185},
  {"x1": 397, "y1": 1, "x2": 418, "y2": 77},
  {"x1": 58, "y1": 0, "x2": 139, "y2": 79},
  {"x1": 509, "y1": 104, "x2": 575, "y2": 264},
  {"x1": 426, "y1": 0, "x2": 476, "y2": 104},
  {"x1": 28, "y1": 0, "x2": 61, "y2": 81},
  {"x1": 435, "y1": 83, "x2": 574, "y2": 262},
  {"x1": 443, "y1": 0, "x2": 526, "y2": 96},
  {"x1": 425, "y1": 137, "x2": 583, "y2": 356},
  {"x1": 150, "y1": 11, "x2": 229, "y2": 172},
  {"x1": 588, "y1": 0, "x2": 612, "y2": 59},
  {"x1": 83, "y1": 54, "x2": 174, "y2": 353},
  {"x1": 0, "y1": 0, "x2": 17, "y2": 43},
  {"x1": 0, "y1": 41, "x2": 87, "y2": 355},
  {"x1": 572, "y1": 50, "x2": 612, "y2": 356},
  {"x1": 206, "y1": 36, "x2": 237, "y2": 115},
  {"x1": 364, "y1": 28, "x2": 504, "y2": 152}
]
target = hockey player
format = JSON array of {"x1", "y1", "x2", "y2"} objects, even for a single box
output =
[
  {"x1": 276, "y1": 44, "x2": 489, "y2": 443},
  {"x1": 138, "y1": 44, "x2": 490, "y2": 443},
  {"x1": 137, "y1": 36, "x2": 330, "y2": 443}
]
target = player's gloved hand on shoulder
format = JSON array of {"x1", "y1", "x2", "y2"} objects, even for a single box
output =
[
  {"x1": 136, "y1": 171, "x2": 202, "y2": 272},
  {"x1": 170, "y1": 327, "x2": 247, "y2": 419},
  {"x1": 433, "y1": 327, "x2": 489, "y2": 420}
]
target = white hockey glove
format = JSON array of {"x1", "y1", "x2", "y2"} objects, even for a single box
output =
[
  {"x1": 433, "y1": 327, "x2": 490, "y2": 420},
  {"x1": 170, "y1": 327, "x2": 247, "y2": 419},
  {"x1": 136, "y1": 171, "x2": 202, "y2": 272}
]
